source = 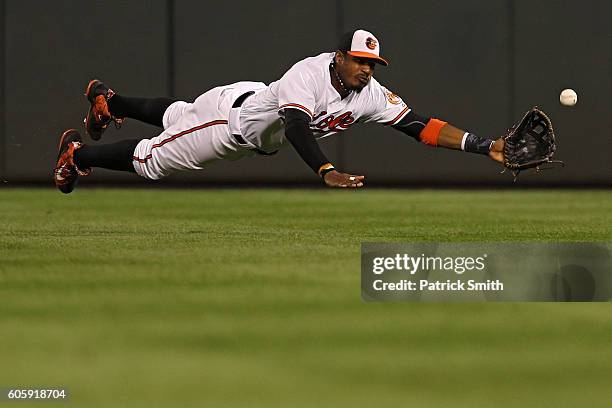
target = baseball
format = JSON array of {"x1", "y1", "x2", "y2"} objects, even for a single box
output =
[{"x1": 560, "y1": 88, "x2": 577, "y2": 106}]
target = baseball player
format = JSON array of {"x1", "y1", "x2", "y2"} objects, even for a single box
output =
[{"x1": 54, "y1": 29, "x2": 504, "y2": 193}]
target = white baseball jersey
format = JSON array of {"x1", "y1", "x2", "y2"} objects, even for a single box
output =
[
  {"x1": 132, "y1": 52, "x2": 410, "y2": 180},
  {"x1": 239, "y1": 52, "x2": 411, "y2": 153}
]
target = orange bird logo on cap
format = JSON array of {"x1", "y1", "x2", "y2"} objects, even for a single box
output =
[{"x1": 365, "y1": 37, "x2": 377, "y2": 50}]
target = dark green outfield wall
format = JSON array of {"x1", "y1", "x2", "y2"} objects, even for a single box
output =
[{"x1": 1, "y1": 1, "x2": 610, "y2": 185}]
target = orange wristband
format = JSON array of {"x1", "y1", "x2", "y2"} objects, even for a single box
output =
[
  {"x1": 318, "y1": 163, "x2": 335, "y2": 176},
  {"x1": 419, "y1": 118, "x2": 447, "y2": 146}
]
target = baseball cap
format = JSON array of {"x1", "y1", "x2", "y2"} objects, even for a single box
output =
[{"x1": 337, "y1": 29, "x2": 388, "y2": 66}]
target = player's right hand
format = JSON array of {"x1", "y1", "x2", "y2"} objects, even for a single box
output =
[{"x1": 323, "y1": 170, "x2": 365, "y2": 188}]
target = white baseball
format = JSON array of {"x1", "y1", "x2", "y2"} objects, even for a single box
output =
[{"x1": 560, "y1": 89, "x2": 577, "y2": 106}]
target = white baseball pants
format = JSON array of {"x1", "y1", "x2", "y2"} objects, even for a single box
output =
[{"x1": 132, "y1": 81, "x2": 266, "y2": 180}]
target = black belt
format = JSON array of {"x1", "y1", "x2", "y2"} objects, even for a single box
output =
[
  {"x1": 231, "y1": 91, "x2": 278, "y2": 156},
  {"x1": 232, "y1": 91, "x2": 255, "y2": 108}
]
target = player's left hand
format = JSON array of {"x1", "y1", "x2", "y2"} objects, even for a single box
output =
[{"x1": 489, "y1": 138, "x2": 504, "y2": 164}]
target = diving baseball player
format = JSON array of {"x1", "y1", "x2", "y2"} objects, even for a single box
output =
[{"x1": 54, "y1": 29, "x2": 504, "y2": 193}]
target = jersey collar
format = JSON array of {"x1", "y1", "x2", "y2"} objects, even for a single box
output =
[{"x1": 325, "y1": 53, "x2": 344, "y2": 102}]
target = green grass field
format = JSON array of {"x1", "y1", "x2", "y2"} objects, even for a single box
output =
[{"x1": 1, "y1": 188, "x2": 611, "y2": 407}]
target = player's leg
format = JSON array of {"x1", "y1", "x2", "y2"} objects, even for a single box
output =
[
  {"x1": 53, "y1": 129, "x2": 141, "y2": 194},
  {"x1": 74, "y1": 140, "x2": 140, "y2": 173},
  {"x1": 54, "y1": 121, "x2": 251, "y2": 193},
  {"x1": 84, "y1": 79, "x2": 178, "y2": 140},
  {"x1": 131, "y1": 119, "x2": 250, "y2": 180}
]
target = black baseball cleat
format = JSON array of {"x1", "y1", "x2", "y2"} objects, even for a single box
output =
[
  {"x1": 53, "y1": 129, "x2": 91, "y2": 194},
  {"x1": 84, "y1": 79, "x2": 124, "y2": 141}
]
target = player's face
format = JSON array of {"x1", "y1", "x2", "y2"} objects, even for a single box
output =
[{"x1": 336, "y1": 53, "x2": 376, "y2": 91}]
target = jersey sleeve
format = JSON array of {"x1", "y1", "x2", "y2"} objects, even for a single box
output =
[
  {"x1": 277, "y1": 63, "x2": 317, "y2": 120},
  {"x1": 362, "y1": 81, "x2": 411, "y2": 126}
]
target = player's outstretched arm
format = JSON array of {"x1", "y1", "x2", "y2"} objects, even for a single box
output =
[
  {"x1": 392, "y1": 112, "x2": 504, "y2": 163},
  {"x1": 437, "y1": 123, "x2": 505, "y2": 164},
  {"x1": 284, "y1": 108, "x2": 365, "y2": 188}
]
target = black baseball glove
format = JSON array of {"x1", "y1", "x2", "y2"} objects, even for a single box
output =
[{"x1": 502, "y1": 107, "x2": 564, "y2": 180}]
